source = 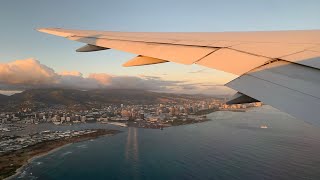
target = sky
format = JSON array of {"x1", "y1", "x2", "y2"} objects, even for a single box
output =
[{"x1": 0, "y1": 0, "x2": 320, "y2": 95}]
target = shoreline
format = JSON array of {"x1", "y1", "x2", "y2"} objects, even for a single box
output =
[
  {"x1": 0, "y1": 129, "x2": 121, "y2": 180},
  {"x1": 4, "y1": 143, "x2": 72, "y2": 180}
]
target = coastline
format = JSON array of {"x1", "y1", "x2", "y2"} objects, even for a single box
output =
[
  {"x1": 0, "y1": 129, "x2": 121, "y2": 180},
  {"x1": 4, "y1": 143, "x2": 72, "y2": 180}
]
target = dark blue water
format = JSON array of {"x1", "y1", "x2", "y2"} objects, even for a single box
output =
[{"x1": 15, "y1": 106, "x2": 320, "y2": 180}]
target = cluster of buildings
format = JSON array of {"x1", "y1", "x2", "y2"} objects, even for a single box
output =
[
  {"x1": 0, "y1": 99, "x2": 262, "y2": 128},
  {"x1": 0, "y1": 100, "x2": 263, "y2": 153},
  {"x1": 219, "y1": 102, "x2": 263, "y2": 111},
  {"x1": 0, "y1": 129, "x2": 97, "y2": 154}
]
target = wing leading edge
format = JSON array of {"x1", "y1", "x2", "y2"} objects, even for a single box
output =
[{"x1": 38, "y1": 28, "x2": 320, "y2": 126}]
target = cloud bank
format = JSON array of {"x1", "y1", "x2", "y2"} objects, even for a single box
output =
[{"x1": 0, "y1": 58, "x2": 234, "y2": 95}]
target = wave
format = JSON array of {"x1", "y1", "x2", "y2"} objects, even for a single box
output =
[{"x1": 61, "y1": 151, "x2": 72, "y2": 157}]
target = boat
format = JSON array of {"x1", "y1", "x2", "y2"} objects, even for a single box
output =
[{"x1": 260, "y1": 125, "x2": 268, "y2": 129}]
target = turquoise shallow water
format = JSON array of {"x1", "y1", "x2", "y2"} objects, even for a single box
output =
[{"x1": 15, "y1": 106, "x2": 320, "y2": 180}]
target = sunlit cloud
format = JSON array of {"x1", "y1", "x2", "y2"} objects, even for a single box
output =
[
  {"x1": 0, "y1": 58, "x2": 58, "y2": 85},
  {"x1": 0, "y1": 58, "x2": 235, "y2": 95},
  {"x1": 58, "y1": 71, "x2": 83, "y2": 77},
  {"x1": 88, "y1": 73, "x2": 112, "y2": 85}
]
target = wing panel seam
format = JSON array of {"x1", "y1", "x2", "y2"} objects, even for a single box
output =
[{"x1": 232, "y1": 73, "x2": 320, "y2": 100}]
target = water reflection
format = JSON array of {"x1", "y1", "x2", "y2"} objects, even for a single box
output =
[
  {"x1": 125, "y1": 127, "x2": 139, "y2": 162},
  {"x1": 125, "y1": 127, "x2": 140, "y2": 179}
]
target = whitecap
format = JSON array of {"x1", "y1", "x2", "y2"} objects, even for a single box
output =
[
  {"x1": 17, "y1": 170, "x2": 27, "y2": 178},
  {"x1": 77, "y1": 144, "x2": 88, "y2": 148},
  {"x1": 61, "y1": 151, "x2": 72, "y2": 156}
]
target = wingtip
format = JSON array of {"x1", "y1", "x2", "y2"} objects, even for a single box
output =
[
  {"x1": 36, "y1": 28, "x2": 45, "y2": 31},
  {"x1": 36, "y1": 28, "x2": 72, "y2": 37},
  {"x1": 122, "y1": 64, "x2": 130, "y2": 67},
  {"x1": 37, "y1": 28, "x2": 53, "y2": 32}
]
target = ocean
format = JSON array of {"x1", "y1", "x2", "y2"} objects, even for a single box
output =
[{"x1": 14, "y1": 106, "x2": 320, "y2": 180}]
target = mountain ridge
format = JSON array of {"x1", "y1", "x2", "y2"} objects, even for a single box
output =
[{"x1": 0, "y1": 88, "x2": 222, "y2": 111}]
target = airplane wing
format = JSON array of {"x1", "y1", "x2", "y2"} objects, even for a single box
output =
[{"x1": 37, "y1": 28, "x2": 320, "y2": 126}]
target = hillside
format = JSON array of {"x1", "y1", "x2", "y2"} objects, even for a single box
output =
[{"x1": 0, "y1": 89, "x2": 218, "y2": 111}]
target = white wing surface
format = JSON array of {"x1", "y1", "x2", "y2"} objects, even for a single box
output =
[{"x1": 38, "y1": 28, "x2": 320, "y2": 125}]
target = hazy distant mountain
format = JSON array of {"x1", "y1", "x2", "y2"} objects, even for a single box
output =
[{"x1": 0, "y1": 89, "x2": 219, "y2": 111}]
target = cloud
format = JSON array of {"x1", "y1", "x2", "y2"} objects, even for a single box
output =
[
  {"x1": 58, "y1": 71, "x2": 83, "y2": 77},
  {"x1": 0, "y1": 58, "x2": 235, "y2": 95},
  {"x1": 88, "y1": 73, "x2": 112, "y2": 85},
  {"x1": 58, "y1": 73, "x2": 100, "y2": 89},
  {"x1": 160, "y1": 82, "x2": 235, "y2": 95},
  {"x1": 138, "y1": 75, "x2": 162, "y2": 80},
  {"x1": 110, "y1": 76, "x2": 184, "y2": 91},
  {"x1": 0, "y1": 58, "x2": 58, "y2": 85},
  {"x1": 0, "y1": 58, "x2": 185, "y2": 91}
]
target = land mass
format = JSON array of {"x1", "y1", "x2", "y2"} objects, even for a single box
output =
[
  {"x1": 0, "y1": 89, "x2": 224, "y2": 111},
  {"x1": 0, "y1": 129, "x2": 120, "y2": 180}
]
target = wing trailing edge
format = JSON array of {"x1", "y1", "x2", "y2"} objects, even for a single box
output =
[{"x1": 227, "y1": 60, "x2": 320, "y2": 126}]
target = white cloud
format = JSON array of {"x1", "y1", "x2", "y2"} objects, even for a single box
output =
[{"x1": 0, "y1": 58, "x2": 58, "y2": 85}]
